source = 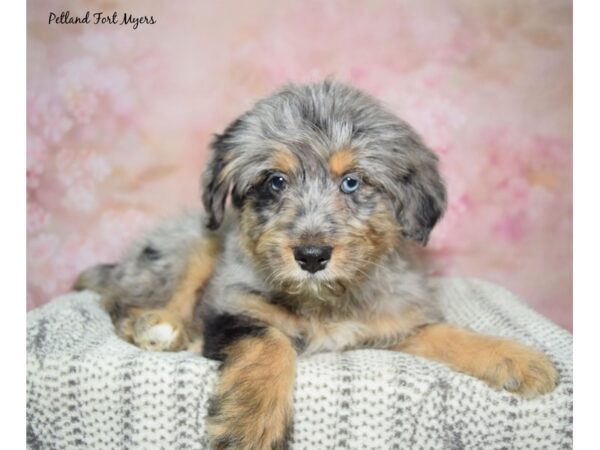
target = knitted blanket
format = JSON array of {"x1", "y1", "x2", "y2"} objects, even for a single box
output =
[{"x1": 26, "y1": 277, "x2": 572, "y2": 449}]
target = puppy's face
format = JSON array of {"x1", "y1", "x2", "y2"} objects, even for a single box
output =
[
  {"x1": 202, "y1": 81, "x2": 446, "y2": 292},
  {"x1": 235, "y1": 147, "x2": 400, "y2": 292}
]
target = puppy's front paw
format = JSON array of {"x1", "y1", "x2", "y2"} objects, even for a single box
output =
[
  {"x1": 130, "y1": 310, "x2": 189, "y2": 352},
  {"x1": 205, "y1": 328, "x2": 295, "y2": 450},
  {"x1": 482, "y1": 340, "x2": 559, "y2": 398}
]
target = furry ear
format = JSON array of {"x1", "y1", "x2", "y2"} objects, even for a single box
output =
[
  {"x1": 396, "y1": 163, "x2": 446, "y2": 245},
  {"x1": 389, "y1": 138, "x2": 447, "y2": 246},
  {"x1": 201, "y1": 119, "x2": 244, "y2": 229}
]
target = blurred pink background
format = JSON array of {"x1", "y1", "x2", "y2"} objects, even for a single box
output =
[{"x1": 27, "y1": 0, "x2": 572, "y2": 330}]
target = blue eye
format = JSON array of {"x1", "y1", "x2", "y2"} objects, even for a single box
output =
[
  {"x1": 340, "y1": 175, "x2": 360, "y2": 194},
  {"x1": 269, "y1": 174, "x2": 287, "y2": 192}
]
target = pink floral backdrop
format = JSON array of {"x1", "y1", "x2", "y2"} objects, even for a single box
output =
[{"x1": 27, "y1": 0, "x2": 573, "y2": 330}]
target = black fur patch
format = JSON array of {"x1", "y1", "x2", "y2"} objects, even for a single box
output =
[
  {"x1": 231, "y1": 185, "x2": 245, "y2": 209},
  {"x1": 291, "y1": 334, "x2": 308, "y2": 354},
  {"x1": 399, "y1": 166, "x2": 416, "y2": 184},
  {"x1": 202, "y1": 311, "x2": 267, "y2": 361},
  {"x1": 420, "y1": 195, "x2": 444, "y2": 231},
  {"x1": 140, "y1": 246, "x2": 161, "y2": 261},
  {"x1": 211, "y1": 433, "x2": 241, "y2": 450},
  {"x1": 351, "y1": 123, "x2": 366, "y2": 139},
  {"x1": 280, "y1": 420, "x2": 293, "y2": 450},
  {"x1": 248, "y1": 176, "x2": 281, "y2": 225},
  {"x1": 251, "y1": 189, "x2": 275, "y2": 215},
  {"x1": 204, "y1": 151, "x2": 229, "y2": 230}
]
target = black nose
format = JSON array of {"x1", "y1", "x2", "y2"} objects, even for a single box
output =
[{"x1": 293, "y1": 245, "x2": 332, "y2": 273}]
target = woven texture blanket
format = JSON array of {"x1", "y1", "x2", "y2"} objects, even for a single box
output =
[{"x1": 26, "y1": 277, "x2": 572, "y2": 449}]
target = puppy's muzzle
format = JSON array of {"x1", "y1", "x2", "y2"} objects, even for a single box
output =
[{"x1": 293, "y1": 245, "x2": 332, "y2": 273}]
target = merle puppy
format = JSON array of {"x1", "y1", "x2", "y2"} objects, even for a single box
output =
[{"x1": 76, "y1": 81, "x2": 558, "y2": 450}]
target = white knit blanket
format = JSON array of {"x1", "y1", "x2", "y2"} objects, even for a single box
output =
[{"x1": 26, "y1": 277, "x2": 572, "y2": 449}]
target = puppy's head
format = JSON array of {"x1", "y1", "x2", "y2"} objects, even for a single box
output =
[{"x1": 202, "y1": 81, "x2": 446, "y2": 291}]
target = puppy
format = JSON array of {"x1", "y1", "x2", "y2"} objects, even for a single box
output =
[{"x1": 76, "y1": 81, "x2": 558, "y2": 450}]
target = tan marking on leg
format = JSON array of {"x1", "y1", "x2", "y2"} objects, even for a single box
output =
[
  {"x1": 123, "y1": 237, "x2": 220, "y2": 352},
  {"x1": 394, "y1": 324, "x2": 559, "y2": 398},
  {"x1": 164, "y1": 236, "x2": 221, "y2": 322},
  {"x1": 359, "y1": 309, "x2": 429, "y2": 342},
  {"x1": 207, "y1": 328, "x2": 296, "y2": 450},
  {"x1": 329, "y1": 148, "x2": 355, "y2": 177}
]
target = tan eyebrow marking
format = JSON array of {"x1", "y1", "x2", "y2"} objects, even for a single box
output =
[
  {"x1": 329, "y1": 148, "x2": 355, "y2": 177},
  {"x1": 271, "y1": 147, "x2": 298, "y2": 173}
]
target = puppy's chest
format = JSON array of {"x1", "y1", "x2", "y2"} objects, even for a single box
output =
[
  {"x1": 300, "y1": 319, "x2": 373, "y2": 354},
  {"x1": 213, "y1": 288, "x2": 417, "y2": 356},
  {"x1": 295, "y1": 311, "x2": 422, "y2": 355}
]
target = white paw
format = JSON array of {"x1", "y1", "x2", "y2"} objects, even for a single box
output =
[
  {"x1": 134, "y1": 323, "x2": 179, "y2": 351},
  {"x1": 130, "y1": 311, "x2": 188, "y2": 351}
]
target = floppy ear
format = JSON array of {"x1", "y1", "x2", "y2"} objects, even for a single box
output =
[
  {"x1": 201, "y1": 119, "x2": 244, "y2": 229},
  {"x1": 392, "y1": 141, "x2": 447, "y2": 246}
]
